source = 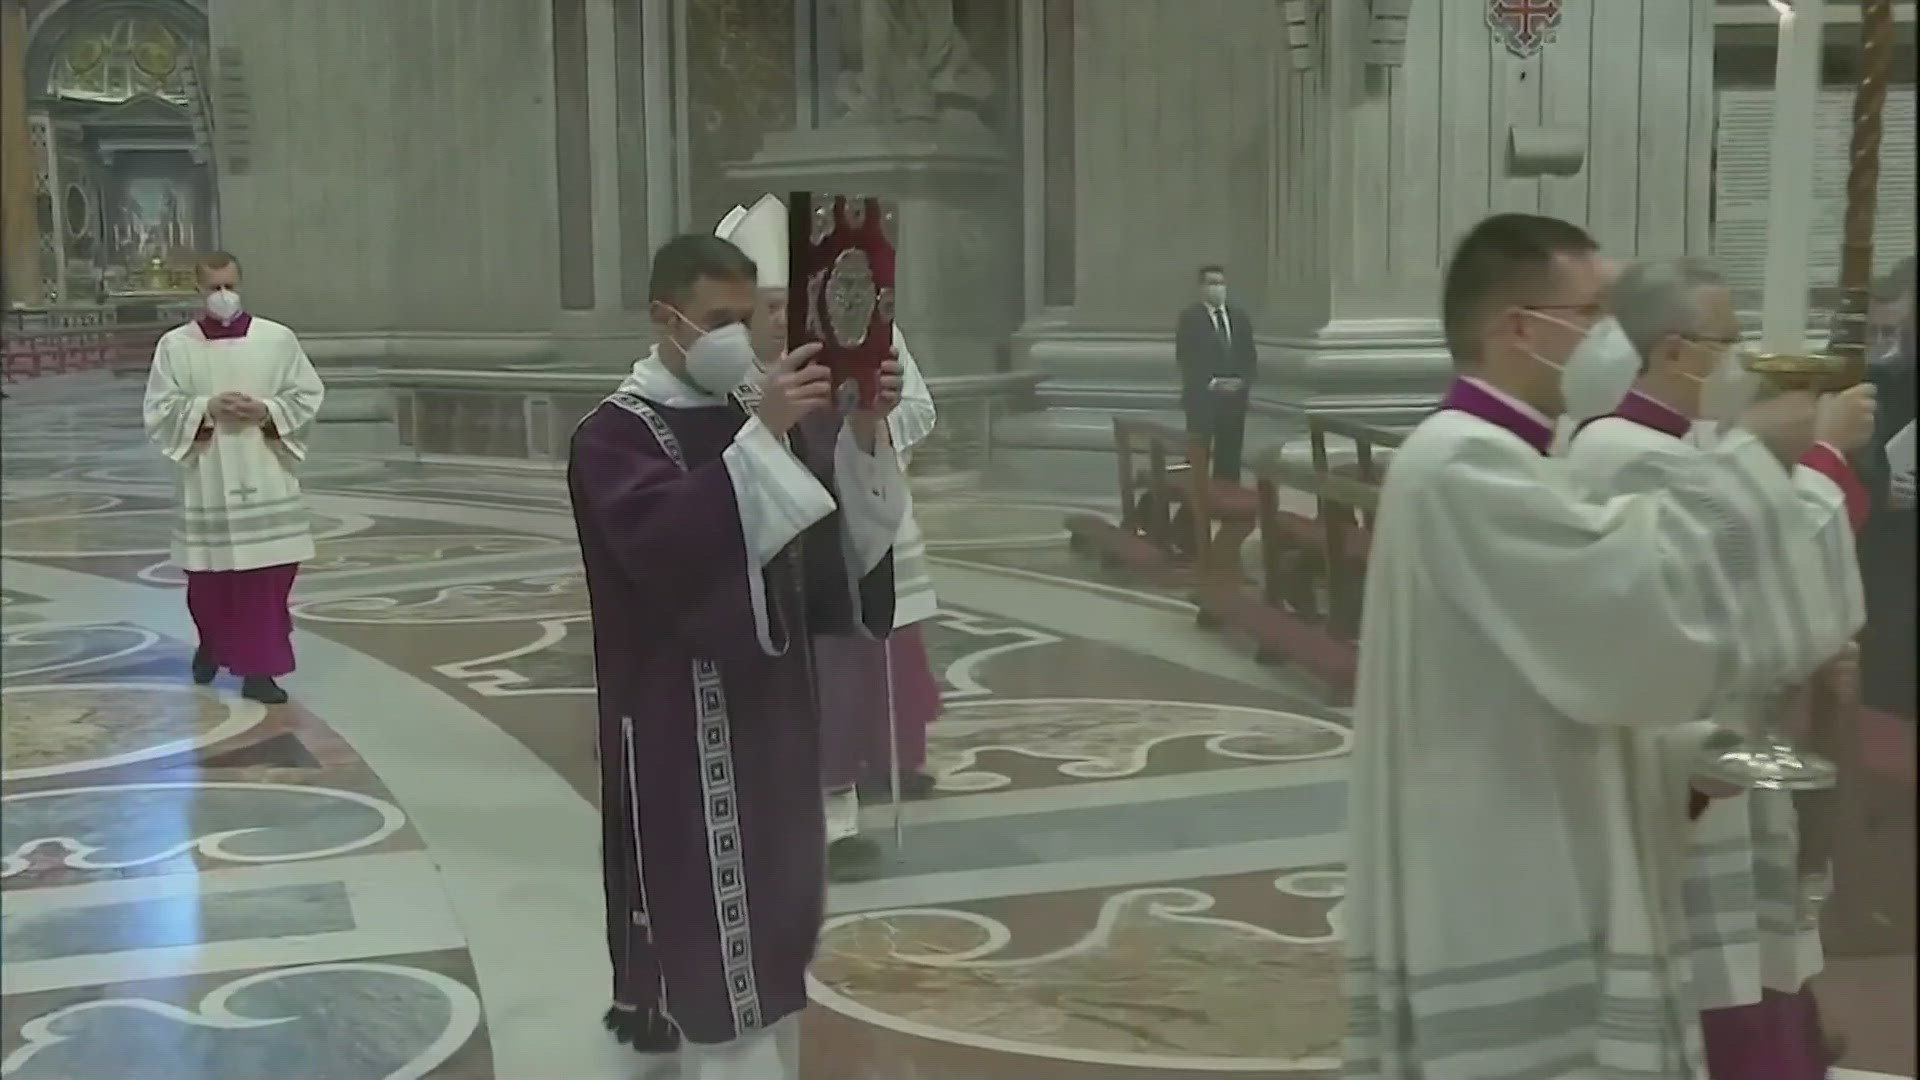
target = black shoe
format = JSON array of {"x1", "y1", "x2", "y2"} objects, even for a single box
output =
[
  {"x1": 191, "y1": 647, "x2": 218, "y2": 685},
  {"x1": 857, "y1": 770, "x2": 938, "y2": 802},
  {"x1": 827, "y1": 835, "x2": 884, "y2": 883},
  {"x1": 603, "y1": 1004, "x2": 680, "y2": 1053},
  {"x1": 241, "y1": 677, "x2": 288, "y2": 705}
]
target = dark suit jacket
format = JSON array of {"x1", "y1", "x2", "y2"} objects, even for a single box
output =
[
  {"x1": 1174, "y1": 303, "x2": 1257, "y2": 410},
  {"x1": 1859, "y1": 349, "x2": 1915, "y2": 715}
]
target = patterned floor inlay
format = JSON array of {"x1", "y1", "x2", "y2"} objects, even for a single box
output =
[
  {"x1": 2, "y1": 370, "x2": 1907, "y2": 1078},
  {"x1": 0, "y1": 951, "x2": 490, "y2": 1079},
  {"x1": 810, "y1": 868, "x2": 1345, "y2": 1074},
  {"x1": 928, "y1": 698, "x2": 1348, "y2": 794}
]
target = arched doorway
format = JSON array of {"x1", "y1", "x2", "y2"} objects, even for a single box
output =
[{"x1": 24, "y1": 0, "x2": 214, "y2": 301}]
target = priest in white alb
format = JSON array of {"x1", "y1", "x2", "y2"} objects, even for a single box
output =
[
  {"x1": 143, "y1": 251, "x2": 325, "y2": 705},
  {"x1": 1343, "y1": 215, "x2": 1836, "y2": 1080},
  {"x1": 712, "y1": 194, "x2": 945, "y2": 880},
  {"x1": 1561, "y1": 257, "x2": 1874, "y2": 1079}
]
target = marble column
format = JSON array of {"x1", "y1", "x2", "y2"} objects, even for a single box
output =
[
  {"x1": 1, "y1": 0, "x2": 41, "y2": 307},
  {"x1": 552, "y1": 0, "x2": 647, "y2": 365},
  {"x1": 1012, "y1": 0, "x2": 1276, "y2": 403},
  {"x1": 1261, "y1": 0, "x2": 1717, "y2": 414}
]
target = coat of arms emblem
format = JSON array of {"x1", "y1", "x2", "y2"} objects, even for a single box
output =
[{"x1": 1487, "y1": 0, "x2": 1562, "y2": 59}]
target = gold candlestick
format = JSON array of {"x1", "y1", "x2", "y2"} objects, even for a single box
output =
[
  {"x1": 1697, "y1": 351, "x2": 1861, "y2": 793},
  {"x1": 1829, "y1": 0, "x2": 1896, "y2": 363},
  {"x1": 1744, "y1": 350, "x2": 1869, "y2": 393}
]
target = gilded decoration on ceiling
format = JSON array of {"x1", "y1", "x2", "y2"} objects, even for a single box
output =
[{"x1": 44, "y1": 16, "x2": 193, "y2": 105}]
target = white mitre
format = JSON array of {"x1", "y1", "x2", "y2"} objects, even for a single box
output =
[{"x1": 713, "y1": 193, "x2": 787, "y2": 289}]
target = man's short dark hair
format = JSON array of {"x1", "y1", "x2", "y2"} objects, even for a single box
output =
[
  {"x1": 1199, "y1": 264, "x2": 1226, "y2": 280},
  {"x1": 1441, "y1": 213, "x2": 1598, "y2": 365},
  {"x1": 647, "y1": 234, "x2": 757, "y2": 306},
  {"x1": 195, "y1": 250, "x2": 241, "y2": 278}
]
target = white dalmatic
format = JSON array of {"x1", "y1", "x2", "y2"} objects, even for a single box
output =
[
  {"x1": 1564, "y1": 415, "x2": 1864, "y2": 1012},
  {"x1": 142, "y1": 318, "x2": 325, "y2": 572},
  {"x1": 886, "y1": 325, "x2": 939, "y2": 628},
  {"x1": 1344, "y1": 410, "x2": 1838, "y2": 1080}
]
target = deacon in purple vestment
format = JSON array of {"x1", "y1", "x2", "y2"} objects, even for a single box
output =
[{"x1": 567, "y1": 234, "x2": 905, "y2": 1074}]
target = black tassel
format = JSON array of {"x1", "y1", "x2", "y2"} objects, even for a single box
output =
[{"x1": 603, "y1": 1005, "x2": 681, "y2": 1053}]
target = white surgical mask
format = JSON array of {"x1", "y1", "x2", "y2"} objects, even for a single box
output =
[
  {"x1": 668, "y1": 313, "x2": 760, "y2": 398},
  {"x1": 1204, "y1": 284, "x2": 1227, "y2": 307},
  {"x1": 1689, "y1": 343, "x2": 1762, "y2": 425},
  {"x1": 205, "y1": 288, "x2": 243, "y2": 323},
  {"x1": 1522, "y1": 312, "x2": 1640, "y2": 422}
]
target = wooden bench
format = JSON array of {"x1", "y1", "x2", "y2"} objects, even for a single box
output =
[
  {"x1": 1196, "y1": 453, "x2": 1384, "y2": 705},
  {"x1": 1306, "y1": 413, "x2": 1406, "y2": 483},
  {"x1": 1065, "y1": 415, "x2": 1259, "y2": 580}
]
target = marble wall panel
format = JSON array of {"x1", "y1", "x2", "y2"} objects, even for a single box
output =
[
  {"x1": 1067, "y1": 0, "x2": 1275, "y2": 330},
  {"x1": 1334, "y1": 0, "x2": 1716, "y2": 303},
  {"x1": 207, "y1": 0, "x2": 559, "y2": 334}
]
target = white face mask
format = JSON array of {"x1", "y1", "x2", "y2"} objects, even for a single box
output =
[
  {"x1": 205, "y1": 288, "x2": 243, "y2": 323},
  {"x1": 1204, "y1": 284, "x2": 1227, "y2": 307},
  {"x1": 669, "y1": 315, "x2": 760, "y2": 398},
  {"x1": 1522, "y1": 312, "x2": 1641, "y2": 422},
  {"x1": 1692, "y1": 343, "x2": 1761, "y2": 425}
]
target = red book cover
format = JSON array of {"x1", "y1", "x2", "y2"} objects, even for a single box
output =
[{"x1": 787, "y1": 192, "x2": 897, "y2": 408}]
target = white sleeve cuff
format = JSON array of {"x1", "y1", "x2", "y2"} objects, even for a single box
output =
[
  {"x1": 723, "y1": 416, "x2": 836, "y2": 568},
  {"x1": 834, "y1": 421, "x2": 907, "y2": 578}
]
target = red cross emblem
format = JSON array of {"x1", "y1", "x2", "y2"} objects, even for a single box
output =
[{"x1": 1488, "y1": 0, "x2": 1562, "y2": 58}]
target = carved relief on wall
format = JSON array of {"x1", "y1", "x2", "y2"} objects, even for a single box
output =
[
  {"x1": 829, "y1": 0, "x2": 995, "y2": 124},
  {"x1": 685, "y1": 0, "x2": 796, "y2": 232},
  {"x1": 43, "y1": 14, "x2": 194, "y2": 106}
]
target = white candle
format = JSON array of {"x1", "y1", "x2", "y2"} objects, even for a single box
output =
[{"x1": 1759, "y1": 0, "x2": 1827, "y2": 355}]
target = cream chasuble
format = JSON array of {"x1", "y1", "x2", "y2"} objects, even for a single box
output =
[
  {"x1": 1343, "y1": 409, "x2": 1828, "y2": 1080},
  {"x1": 887, "y1": 326, "x2": 938, "y2": 628},
  {"x1": 143, "y1": 318, "x2": 325, "y2": 572},
  {"x1": 1565, "y1": 415, "x2": 1864, "y2": 1011}
]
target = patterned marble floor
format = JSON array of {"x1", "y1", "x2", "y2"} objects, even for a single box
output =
[{"x1": 0, "y1": 372, "x2": 1911, "y2": 1080}]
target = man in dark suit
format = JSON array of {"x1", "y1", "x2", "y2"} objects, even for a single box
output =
[
  {"x1": 1175, "y1": 264, "x2": 1257, "y2": 480},
  {"x1": 1859, "y1": 299, "x2": 1915, "y2": 718}
]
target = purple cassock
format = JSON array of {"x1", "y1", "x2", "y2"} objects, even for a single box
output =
[{"x1": 567, "y1": 390, "x2": 894, "y2": 1054}]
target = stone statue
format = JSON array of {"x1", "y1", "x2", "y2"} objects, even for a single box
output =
[{"x1": 830, "y1": 0, "x2": 995, "y2": 124}]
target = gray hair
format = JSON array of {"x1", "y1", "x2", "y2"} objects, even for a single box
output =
[
  {"x1": 1609, "y1": 257, "x2": 1727, "y2": 369},
  {"x1": 1874, "y1": 254, "x2": 1915, "y2": 302}
]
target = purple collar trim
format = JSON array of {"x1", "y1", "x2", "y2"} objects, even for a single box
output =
[
  {"x1": 1438, "y1": 377, "x2": 1554, "y2": 456},
  {"x1": 196, "y1": 313, "x2": 253, "y2": 340},
  {"x1": 1577, "y1": 388, "x2": 1691, "y2": 441}
]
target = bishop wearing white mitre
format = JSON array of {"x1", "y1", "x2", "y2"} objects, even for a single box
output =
[
  {"x1": 144, "y1": 251, "x2": 325, "y2": 706},
  {"x1": 1562, "y1": 257, "x2": 1872, "y2": 1079},
  {"x1": 1342, "y1": 215, "x2": 1833, "y2": 1080},
  {"x1": 712, "y1": 194, "x2": 942, "y2": 877}
]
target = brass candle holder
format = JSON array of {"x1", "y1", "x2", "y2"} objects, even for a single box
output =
[
  {"x1": 1744, "y1": 349, "x2": 1869, "y2": 393},
  {"x1": 1696, "y1": 348, "x2": 1861, "y2": 793}
]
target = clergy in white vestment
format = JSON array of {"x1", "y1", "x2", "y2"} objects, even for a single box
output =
[
  {"x1": 1342, "y1": 214, "x2": 1835, "y2": 1080},
  {"x1": 1561, "y1": 258, "x2": 1872, "y2": 1079},
  {"x1": 143, "y1": 251, "x2": 324, "y2": 705},
  {"x1": 712, "y1": 195, "x2": 944, "y2": 879}
]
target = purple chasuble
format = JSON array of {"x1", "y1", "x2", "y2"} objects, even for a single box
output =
[
  {"x1": 1574, "y1": 388, "x2": 1691, "y2": 442},
  {"x1": 1438, "y1": 377, "x2": 1555, "y2": 456},
  {"x1": 567, "y1": 393, "x2": 894, "y2": 1051}
]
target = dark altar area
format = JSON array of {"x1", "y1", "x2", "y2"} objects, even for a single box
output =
[{"x1": 20, "y1": 0, "x2": 214, "y2": 303}]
